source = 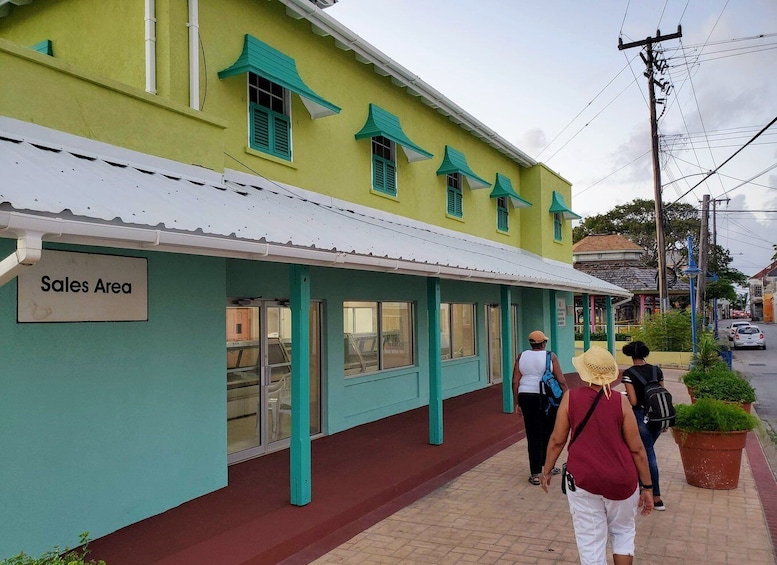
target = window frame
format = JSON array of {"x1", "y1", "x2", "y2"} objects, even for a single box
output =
[
  {"x1": 343, "y1": 300, "x2": 415, "y2": 377},
  {"x1": 496, "y1": 196, "x2": 509, "y2": 231},
  {"x1": 248, "y1": 73, "x2": 292, "y2": 160},
  {"x1": 371, "y1": 136, "x2": 397, "y2": 196},
  {"x1": 553, "y1": 212, "x2": 563, "y2": 241},
  {"x1": 446, "y1": 173, "x2": 463, "y2": 217},
  {"x1": 440, "y1": 302, "x2": 476, "y2": 360}
]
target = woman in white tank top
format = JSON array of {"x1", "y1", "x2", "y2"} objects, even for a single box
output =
[{"x1": 513, "y1": 330, "x2": 569, "y2": 485}]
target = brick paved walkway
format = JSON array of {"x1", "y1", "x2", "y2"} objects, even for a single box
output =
[{"x1": 313, "y1": 372, "x2": 776, "y2": 564}]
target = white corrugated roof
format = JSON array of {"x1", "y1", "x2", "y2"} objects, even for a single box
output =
[{"x1": 0, "y1": 118, "x2": 629, "y2": 297}]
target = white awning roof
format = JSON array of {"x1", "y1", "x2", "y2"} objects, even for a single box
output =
[{"x1": 0, "y1": 118, "x2": 629, "y2": 297}]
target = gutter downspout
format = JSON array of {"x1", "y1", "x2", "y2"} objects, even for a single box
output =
[
  {"x1": 0, "y1": 232, "x2": 44, "y2": 287},
  {"x1": 144, "y1": 0, "x2": 157, "y2": 94},
  {"x1": 188, "y1": 0, "x2": 199, "y2": 110}
]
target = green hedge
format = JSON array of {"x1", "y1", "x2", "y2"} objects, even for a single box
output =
[{"x1": 574, "y1": 332, "x2": 632, "y2": 341}]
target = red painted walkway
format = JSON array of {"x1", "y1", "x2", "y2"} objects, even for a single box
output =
[{"x1": 89, "y1": 383, "x2": 529, "y2": 565}]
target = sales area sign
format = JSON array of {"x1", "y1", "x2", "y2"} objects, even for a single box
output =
[{"x1": 17, "y1": 250, "x2": 148, "y2": 322}]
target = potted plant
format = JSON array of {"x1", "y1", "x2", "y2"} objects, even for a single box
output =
[
  {"x1": 681, "y1": 363, "x2": 729, "y2": 401},
  {"x1": 672, "y1": 398, "x2": 757, "y2": 489},
  {"x1": 693, "y1": 373, "x2": 756, "y2": 413}
]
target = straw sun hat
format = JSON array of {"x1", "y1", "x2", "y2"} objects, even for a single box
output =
[{"x1": 572, "y1": 346, "x2": 619, "y2": 387}]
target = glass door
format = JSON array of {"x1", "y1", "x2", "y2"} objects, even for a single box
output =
[
  {"x1": 486, "y1": 304, "x2": 502, "y2": 384},
  {"x1": 227, "y1": 300, "x2": 321, "y2": 463}
]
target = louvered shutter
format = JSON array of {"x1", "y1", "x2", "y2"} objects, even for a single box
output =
[
  {"x1": 372, "y1": 156, "x2": 396, "y2": 195},
  {"x1": 272, "y1": 114, "x2": 291, "y2": 160},
  {"x1": 251, "y1": 104, "x2": 271, "y2": 153},
  {"x1": 384, "y1": 161, "x2": 396, "y2": 195}
]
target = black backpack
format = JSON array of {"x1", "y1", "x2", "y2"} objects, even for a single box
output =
[{"x1": 627, "y1": 366, "x2": 676, "y2": 430}]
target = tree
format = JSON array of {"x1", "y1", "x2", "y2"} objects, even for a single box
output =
[
  {"x1": 704, "y1": 244, "x2": 748, "y2": 304},
  {"x1": 573, "y1": 198, "x2": 700, "y2": 268}
]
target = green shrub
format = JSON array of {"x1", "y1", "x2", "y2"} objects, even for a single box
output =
[
  {"x1": 694, "y1": 374, "x2": 756, "y2": 403},
  {"x1": 674, "y1": 398, "x2": 756, "y2": 432},
  {"x1": 1, "y1": 533, "x2": 106, "y2": 565},
  {"x1": 572, "y1": 332, "x2": 631, "y2": 341},
  {"x1": 630, "y1": 310, "x2": 693, "y2": 352},
  {"x1": 681, "y1": 362, "x2": 734, "y2": 390}
]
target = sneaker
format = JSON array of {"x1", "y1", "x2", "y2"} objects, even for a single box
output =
[
  {"x1": 528, "y1": 474, "x2": 541, "y2": 485},
  {"x1": 654, "y1": 500, "x2": 665, "y2": 511},
  {"x1": 550, "y1": 467, "x2": 561, "y2": 476}
]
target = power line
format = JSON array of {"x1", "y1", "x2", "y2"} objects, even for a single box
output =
[{"x1": 671, "y1": 115, "x2": 777, "y2": 204}]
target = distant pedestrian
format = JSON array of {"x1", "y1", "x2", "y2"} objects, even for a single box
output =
[
  {"x1": 513, "y1": 330, "x2": 568, "y2": 485},
  {"x1": 621, "y1": 340, "x2": 666, "y2": 511},
  {"x1": 541, "y1": 346, "x2": 653, "y2": 565}
]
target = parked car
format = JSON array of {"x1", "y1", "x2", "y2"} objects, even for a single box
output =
[
  {"x1": 733, "y1": 325, "x2": 765, "y2": 350},
  {"x1": 728, "y1": 321, "x2": 751, "y2": 341}
]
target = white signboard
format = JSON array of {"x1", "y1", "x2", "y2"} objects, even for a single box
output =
[
  {"x1": 17, "y1": 250, "x2": 148, "y2": 322},
  {"x1": 556, "y1": 298, "x2": 567, "y2": 327}
]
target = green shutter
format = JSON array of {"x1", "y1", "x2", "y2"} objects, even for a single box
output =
[
  {"x1": 373, "y1": 155, "x2": 396, "y2": 196},
  {"x1": 250, "y1": 103, "x2": 291, "y2": 160},
  {"x1": 251, "y1": 104, "x2": 271, "y2": 153},
  {"x1": 497, "y1": 202, "x2": 509, "y2": 231},
  {"x1": 272, "y1": 114, "x2": 291, "y2": 159},
  {"x1": 447, "y1": 185, "x2": 462, "y2": 218}
]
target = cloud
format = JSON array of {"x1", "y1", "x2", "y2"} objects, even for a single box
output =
[{"x1": 519, "y1": 128, "x2": 547, "y2": 158}]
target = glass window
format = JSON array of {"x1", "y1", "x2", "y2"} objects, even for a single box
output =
[
  {"x1": 343, "y1": 300, "x2": 414, "y2": 376},
  {"x1": 447, "y1": 173, "x2": 463, "y2": 217},
  {"x1": 248, "y1": 73, "x2": 292, "y2": 160},
  {"x1": 441, "y1": 302, "x2": 476, "y2": 360}
]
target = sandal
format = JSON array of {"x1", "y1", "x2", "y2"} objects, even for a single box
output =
[{"x1": 528, "y1": 474, "x2": 541, "y2": 485}]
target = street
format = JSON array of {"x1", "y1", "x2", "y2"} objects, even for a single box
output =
[{"x1": 723, "y1": 319, "x2": 777, "y2": 432}]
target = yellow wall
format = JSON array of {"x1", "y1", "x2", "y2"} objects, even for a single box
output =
[
  {"x1": 0, "y1": 0, "x2": 145, "y2": 89},
  {"x1": 519, "y1": 164, "x2": 575, "y2": 262}
]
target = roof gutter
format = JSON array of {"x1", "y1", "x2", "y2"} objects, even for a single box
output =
[
  {"x1": 0, "y1": 230, "x2": 45, "y2": 287},
  {"x1": 277, "y1": 0, "x2": 536, "y2": 168},
  {"x1": 0, "y1": 211, "x2": 630, "y2": 297}
]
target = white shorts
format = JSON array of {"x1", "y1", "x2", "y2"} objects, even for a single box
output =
[{"x1": 566, "y1": 485, "x2": 639, "y2": 565}]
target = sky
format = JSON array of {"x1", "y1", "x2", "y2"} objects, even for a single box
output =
[{"x1": 326, "y1": 0, "x2": 777, "y2": 278}]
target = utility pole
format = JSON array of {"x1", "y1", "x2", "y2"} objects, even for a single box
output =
[
  {"x1": 697, "y1": 194, "x2": 710, "y2": 324},
  {"x1": 710, "y1": 196, "x2": 730, "y2": 335},
  {"x1": 619, "y1": 26, "x2": 682, "y2": 313}
]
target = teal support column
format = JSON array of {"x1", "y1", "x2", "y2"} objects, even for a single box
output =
[
  {"x1": 606, "y1": 295, "x2": 615, "y2": 355},
  {"x1": 582, "y1": 293, "x2": 591, "y2": 351},
  {"x1": 500, "y1": 285, "x2": 513, "y2": 413},
  {"x1": 549, "y1": 290, "x2": 558, "y2": 348},
  {"x1": 289, "y1": 264, "x2": 311, "y2": 505},
  {"x1": 427, "y1": 277, "x2": 443, "y2": 445}
]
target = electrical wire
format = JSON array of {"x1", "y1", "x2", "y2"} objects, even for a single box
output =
[{"x1": 671, "y1": 115, "x2": 777, "y2": 204}]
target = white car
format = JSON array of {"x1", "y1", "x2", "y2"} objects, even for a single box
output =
[
  {"x1": 728, "y1": 321, "x2": 751, "y2": 341},
  {"x1": 733, "y1": 325, "x2": 765, "y2": 350}
]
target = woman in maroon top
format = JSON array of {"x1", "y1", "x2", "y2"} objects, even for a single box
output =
[{"x1": 540, "y1": 347, "x2": 653, "y2": 565}]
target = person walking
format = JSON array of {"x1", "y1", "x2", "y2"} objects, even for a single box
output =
[
  {"x1": 621, "y1": 340, "x2": 666, "y2": 510},
  {"x1": 513, "y1": 330, "x2": 568, "y2": 485},
  {"x1": 541, "y1": 346, "x2": 653, "y2": 565}
]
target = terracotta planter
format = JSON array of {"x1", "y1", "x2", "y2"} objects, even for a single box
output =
[{"x1": 672, "y1": 428, "x2": 748, "y2": 489}]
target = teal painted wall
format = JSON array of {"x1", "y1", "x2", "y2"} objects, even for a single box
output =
[
  {"x1": 225, "y1": 261, "x2": 504, "y2": 435},
  {"x1": 0, "y1": 242, "x2": 227, "y2": 558}
]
